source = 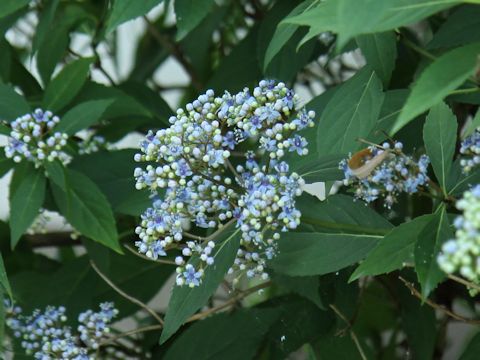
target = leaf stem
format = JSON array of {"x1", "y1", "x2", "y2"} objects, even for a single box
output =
[
  {"x1": 302, "y1": 217, "x2": 390, "y2": 236},
  {"x1": 90, "y1": 260, "x2": 164, "y2": 325}
]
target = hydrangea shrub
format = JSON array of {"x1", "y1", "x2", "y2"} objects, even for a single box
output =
[{"x1": 0, "y1": 1, "x2": 480, "y2": 359}]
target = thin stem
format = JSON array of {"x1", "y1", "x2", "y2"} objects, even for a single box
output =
[
  {"x1": 90, "y1": 260, "x2": 164, "y2": 325},
  {"x1": 401, "y1": 37, "x2": 436, "y2": 61},
  {"x1": 205, "y1": 219, "x2": 236, "y2": 242},
  {"x1": 225, "y1": 158, "x2": 243, "y2": 185},
  {"x1": 399, "y1": 276, "x2": 480, "y2": 325},
  {"x1": 100, "y1": 324, "x2": 163, "y2": 346},
  {"x1": 123, "y1": 245, "x2": 176, "y2": 265},
  {"x1": 450, "y1": 87, "x2": 480, "y2": 95},
  {"x1": 447, "y1": 273, "x2": 480, "y2": 293},
  {"x1": 329, "y1": 304, "x2": 367, "y2": 360}
]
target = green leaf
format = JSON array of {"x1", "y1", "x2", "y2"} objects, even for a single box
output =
[
  {"x1": 294, "y1": 154, "x2": 345, "y2": 183},
  {"x1": 42, "y1": 57, "x2": 93, "y2": 112},
  {"x1": 51, "y1": 168, "x2": 120, "y2": 252},
  {"x1": 414, "y1": 206, "x2": 452, "y2": 297},
  {"x1": 164, "y1": 309, "x2": 279, "y2": 360},
  {"x1": 32, "y1": 0, "x2": 60, "y2": 53},
  {"x1": 174, "y1": 0, "x2": 215, "y2": 40},
  {"x1": 423, "y1": 102, "x2": 458, "y2": 191},
  {"x1": 270, "y1": 232, "x2": 381, "y2": 277},
  {"x1": 37, "y1": 26, "x2": 69, "y2": 85},
  {"x1": 276, "y1": 274, "x2": 325, "y2": 309},
  {"x1": 0, "y1": 83, "x2": 30, "y2": 121},
  {"x1": 316, "y1": 68, "x2": 385, "y2": 155},
  {"x1": 70, "y1": 149, "x2": 150, "y2": 214},
  {"x1": 460, "y1": 332, "x2": 480, "y2": 360},
  {"x1": 105, "y1": 0, "x2": 163, "y2": 34},
  {"x1": 0, "y1": 152, "x2": 13, "y2": 179},
  {"x1": 0, "y1": 0, "x2": 29, "y2": 18},
  {"x1": 55, "y1": 99, "x2": 114, "y2": 135},
  {"x1": 350, "y1": 215, "x2": 433, "y2": 281},
  {"x1": 160, "y1": 226, "x2": 241, "y2": 343},
  {"x1": 463, "y1": 108, "x2": 480, "y2": 138},
  {"x1": 428, "y1": 5, "x2": 480, "y2": 49},
  {"x1": 0, "y1": 252, "x2": 12, "y2": 300},
  {"x1": 395, "y1": 43, "x2": 480, "y2": 132},
  {"x1": 9, "y1": 166, "x2": 46, "y2": 248},
  {"x1": 356, "y1": 31, "x2": 397, "y2": 87},
  {"x1": 447, "y1": 160, "x2": 480, "y2": 196},
  {"x1": 370, "y1": 89, "x2": 409, "y2": 140},
  {"x1": 263, "y1": 1, "x2": 316, "y2": 70}
]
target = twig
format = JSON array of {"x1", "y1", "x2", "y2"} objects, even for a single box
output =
[
  {"x1": 143, "y1": 16, "x2": 202, "y2": 90},
  {"x1": 90, "y1": 260, "x2": 164, "y2": 325},
  {"x1": 123, "y1": 245, "x2": 176, "y2": 265},
  {"x1": 399, "y1": 276, "x2": 480, "y2": 325},
  {"x1": 329, "y1": 304, "x2": 367, "y2": 360},
  {"x1": 26, "y1": 232, "x2": 82, "y2": 248}
]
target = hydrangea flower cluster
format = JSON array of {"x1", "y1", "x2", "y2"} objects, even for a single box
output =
[
  {"x1": 339, "y1": 142, "x2": 430, "y2": 208},
  {"x1": 459, "y1": 128, "x2": 480, "y2": 173},
  {"x1": 4, "y1": 109, "x2": 70, "y2": 166},
  {"x1": 5, "y1": 300, "x2": 118, "y2": 359},
  {"x1": 78, "y1": 134, "x2": 113, "y2": 155},
  {"x1": 438, "y1": 185, "x2": 480, "y2": 284},
  {"x1": 134, "y1": 80, "x2": 314, "y2": 287}
]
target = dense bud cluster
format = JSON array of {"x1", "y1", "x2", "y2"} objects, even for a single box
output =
[
  {"x1": 460, "y1": 128, "x2": 480, "y2": 173},
  {"x1": 78, "y1": 134, "x2": 112, "y2": 155},
  {"x1": 5, "y1": 300, "x2": 118, "y2": 359},
  {"x1": 339, "y1": 142, "x2": 430, "y2": 208},
  {"x1": 438, "y1": 185, "x2": 480, "y2": 284},
  {"x1": 4, "y1": 109, "x2": 70, "y2": 166},
  {"x1": 134, "y1": 80, "x2": 314, "y2": 286}
]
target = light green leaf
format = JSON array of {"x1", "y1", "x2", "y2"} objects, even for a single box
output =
[
  {"x1": 164, "y1": 309, "x2": 279, "y2": 360},
  {"x1": 395, "y1": 43, "x2": 480, "y2": 133},
  {"x1": 350, "y1": 215, "x2": 433, "y2": 281},
  {"x1": 423, "y1": 102, "x2": 458, "y2": 191},
  {"x1": 42, "y1": 57, "x2": 93, "y2": 112},
  {"x1": 55, "y1": 99, "x2": 114, "y2": 135},
  {"x1": 0, "y1": 0, "x2": 30, "y2": 18},
  {"x1": 9, "y1": 166, "x2": 46, "y2": 248},
  {"x1": 414, "y1": 206, "x2": 452, "y2": 297},
  {"x1": 160, "y1": 226, "x2": 241, "y2": 343},
  {"x1": 270, "y1": 232, "x2": 381, "y2": 277},
  {"x1": 51, "y1": 168, "x2": 120, "y2": 253},
  {"x1": 317, "y1": 68, "x2": 385, "y2": 155},
  {"x1": 105, "y1": 0, "x2": 163, "y2": 34},
  {"x1": 356, "y1": 31, "x2": 397, "y2": 87},
  {"x1": 264, "y1": 0, "x2": 317, "y2": 70},
  {"x1": 174, "y1": 0, "x2": 215, "y2": 40},
  {"x1": 0, "y1": 84, "x2": 30, "y2": 121}
]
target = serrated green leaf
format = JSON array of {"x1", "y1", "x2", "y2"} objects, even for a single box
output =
[
  {"x1": 356, "y1": 31, "x2": 397, "y2": 87},
  {"x1": 271, "y1": 232, "x2": 381, "y2": 277},
  {"x1": 317, "y1": 68, "x2": 384, "y2": 155},
  {"x1": 51, "y1": 168, "x2": 120, "y2": 252},
  {"x1": 164, "y1": 309, "x2": 279, "y2": 360},
  {"x1": 414, "y1": 206, "x2": 452, "y2": 297},
  {"x1": 174, "y1": 0, "x2": 215, "y2": 40},
  {"x1": 55, "y1": 99, "x2": 114, "y2": 135},
  {"x1": 0, "y1": 0, "x2": 30, "y2": 18},
  {"x1": 42, "y1": 58, "x2": 93, "y2": 112},
  {"x1": 350, "y1": 215, "x2": 433, "y2": 281},
  {"x1": 423, "y1": 102, "x2": 458, "y2": 192},
  {"x1": 105, "y1": 0, "x2": 163, "y2": 34},
  {"x1": 395, "y1": 43, "x2": 480, "y2": 133},
  {"x1": 160, "y1": 226, "x2": 241, "y2": 343},
  {"x1": 0, "y1": 84, "x2": 30, "y2": 121},
  {"x1": 9, "y1": 166, "x2": 46, "y2": 248}
]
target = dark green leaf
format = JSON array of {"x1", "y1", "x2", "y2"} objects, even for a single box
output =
[
  {"x1": 414, "y1": 206, "x2": 452, "y2": 297},
  {"x1": 294, "y1": 154, "x2": 345, "y2": 182},
  {"x1": 164, "y1": 309, "x2": 279, "y2": 360},
  {"x1": 370, "y1": 89, "x2": 409, "y2": 140},
  {"x1": 51, "y1": 168, "x2": 120, "y2": 252},
  {"x1": 105, "y1": 0, "x2": 163, "y2": 34},
  {"x1": 0, "y1": 151, "x2": 13, "y2": 179},
  {"x1": 350, "y1": 214, "x2": 433, "y2": 281},
  {"x1": 356, "y1": 31, "x2": 397, "y2": 87},
  {"x1": 0, "y1": 253, "x2": 12, "y2": 299},
  {"x1": 271, "y1": 232, "x2": 381, "y2": 276},
  {"x1": 0, "y1": 0, "x2": 29, "y2": 18},
  {"x1": 9, "y1": 166, "x2": 46, "y2": 248},
  {"x1": 174, "y1": 0, "x2": 215, "y2": 40},
  {"x1": 42, "y1": 57, "x2": 93, "y2": 112},
  {"x1": 423, "y1": 102, "x2": 458, "y2": 191},
  {"x1": 276, "y1": 274, "x2": 325, "y2": 309},
  {"x1": 395, "y1": 43, "x2": 480, "y2": 132},
  {"x1": 56, "y1": 99, "x2": 114, "y2": 135},
  {"x1": 460, "y1": 332, "x2": 480, "y2": 360},
  {"x1": 37, "y1": 26, "x2": 69, "y2": 85},
  {"x1": 0, "y1": 84, "x2": 30, "y2": 121},
  {"x1": 447, "y1": 159, "x2": 480, "y2": 196},
  {"x1": 316, "y1": 68, "x2": 384, "y2": 155},
  {"x1": 160, "y1": 226, "x2": 241, "y2": 343},
  {"x1": 32, "y1": 0, "x2": 60, "y2": 53}
]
